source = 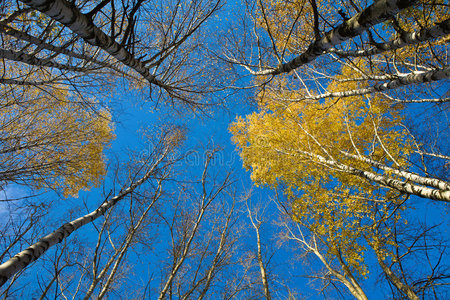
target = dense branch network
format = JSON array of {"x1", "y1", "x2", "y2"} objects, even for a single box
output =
[{"x1": 247, "y1": 0, "x2": 418, "y2": 75}]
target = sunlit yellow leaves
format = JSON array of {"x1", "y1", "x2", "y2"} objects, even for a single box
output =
[
  {"x1": 0, "y1": 80, "x2": 114, "y2": 197},
  {"x1": 399, "y1": 0, "x2": 449, "y2": 29},
  {"x1": 230, "y1": 61, "x2": 413, "y2": 277},
  {"x1": 256, "y1": 0, "x2": 338, "y2": 56}
]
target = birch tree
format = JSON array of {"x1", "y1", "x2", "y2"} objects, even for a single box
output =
[
  {"x1": 230, "y1": 58, "x2": 450, "y2": 297},
  {"x1": 245, "y1": 196, "x2": 273, "y2": 300},
  {"x1": 230, "y1": 0, "x2": 449, "y2": 269},
  {"x1": 230, "y1": 62, "x2": 449, "y2": 203},
  {"x1": 0, "y1": 126, "x2": 182, "y2": 288},
  {"x1": 1, "y1": 0, "x2": 225, "y2": 105},
  {"x1": 0, "y1": 76, "x2": 114, "y2": 197},
  {"x1": 156, "y1": 152, "x2": 233, "y2": 300},
  {"x1": 0, "y1": 0, "x2": 228, "y2": 198},
  {"x1": 0, "y1": 144, "x2": 270, "y2": 299},
  {"x1": 273, "y1": 190, "x2": 449, "y2": 300},
  {"x1": 228, "y1": 0, "x2": 449, "y2": 106}
]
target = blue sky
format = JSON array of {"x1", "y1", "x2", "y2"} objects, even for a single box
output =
[{"x1": 0, "y1": 0, "x2": 449, "y2": 298}]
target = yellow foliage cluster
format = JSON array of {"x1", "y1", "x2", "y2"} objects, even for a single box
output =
[
  {"x1": 230, "y1": 62, "x2": 413, "y2": 276},
  {"x1": 399, "y1": 0, "x2": 449, "y2": 29},
  {"x1": 0, "y1": 73, "x2": 114, "y2": 197},
  {"x1": 256, "y1": 0, "x2": 338, "y2": 55}
]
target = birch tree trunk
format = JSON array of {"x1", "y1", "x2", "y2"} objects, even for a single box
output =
[
  {"x1": 367, "y1": 225, "x2": 421, "y2": 300},
  {"x1": 329, "y1": 18, "x2": 450, "y2": 58},
  {"x1": 281, "y1": 217, "x2": 368, "y2": 300},
  {"x1": 340, "y1": 151, "x2": 450, "y2": 191},
  {"x1": 158, "y1": 155, "x2": 230, "y2": 300},
  {"x1": 291, "y1": 149, "x2": 450, "y2": 202},
  {"x1": 194, "y1": 201, "x2": 236, "y2": 300},
  {"x1": 95, "y1": 182, "x2": 164, "y2": 300},
  {"x1": 246, "y1": 202, "x2": 272, "y2": 300},
  {"x1": 0, "y1": 146, "x2": 171, "y2": 287},
  {"x1": 373, "y1": 245, "x2": 420, "y2": 300},
  {"x1": 286, "y1": 67, "x2": 450, "y2": 101},
  {"x1": 253, "y1": 0, "x2": 417, "y2": 75},
  {"x1": 18, "y1": 0, "x2": 166, "y2": 87}
]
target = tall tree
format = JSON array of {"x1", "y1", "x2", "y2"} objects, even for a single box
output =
[
  {"x1": 0, "y1": 74, "x2": 114, "y2": 197},
  {"x1": 0, "y1": 0, "x2": 228, "y2": 198},
  {"x1": 230, "y1": 61, "x2": 449, "y2": 203},
  {"x1": 1, "y1": 0, "x2": 225, "y2": 105},
  {"x1": 230, "y1": 59, "x2": 450, "y2": 297},
  {"x1": 0, "y1": 146, "x2": 263, "y2": 299},
  {"x1": 0, "y1": 126, "x2": 182, "y2": 287}
]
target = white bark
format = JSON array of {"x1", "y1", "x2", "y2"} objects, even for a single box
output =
[
  {"x1": 414, "y1": 151, "x2": 450, "y2": 161},
  {"x1": 0, "y1": 48, "x2": 90, "y2": 72},
  {"x1": 335, "y1": 250, "x2": 369, "y2": 300},
  {"x1": 315, "y1": 251, "x2": 367, "y2": 299},
  {"x1": 253, "y1": 0, "x2": 417, "y2": 75},
  {"x1": 96, "y1": 182, "x2": 163, "y2": 300},
  {"x1": 383, "y1": 94, "x2": 450, "y2": 103},
  {"x1": 369, "y1": 227, "x2": 420, "y2": 300},
  {"x1": 158, "y1": 157, "x2": 228, "y2": 300},
  {"x1": 283, "y1": 223, "x2": 368, "y2": 300},
  {"x1": 0, "y1": 148, "x2": 170, "y2": 287},
  {"x1": 341, "y1": 151, "x2": 450, "y2": 191},
  {"x1": 289, "y1": 149, "x2": 450, "y2": 202},
  {"x1": 373, "y1": 247, "x2": 420, "y2": 300},
  {"x1": 329, "y1": 18, "x2": 450, "y2": 58},
  {"x1": 0, "y1": 24, "x2": 125, "y2": 74},
  {"x1": 18, "y1": 0, "x2": 167, "y2": 87},
  {"x1": 194, "y1": 201, "x2": 235, "y2": 300},
  {"x1": 246, "y1": 204, "x2": 271, "y2": 300},
  {"x1": 287, "y1": 66, "x2": 450, "y2": 101}
]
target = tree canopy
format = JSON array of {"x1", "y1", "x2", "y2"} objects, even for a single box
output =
[
  {"x1": 229, "y1": 0, "x2": 449, "y2": 298},
  {"x1": 0, "y1": 0, "x2": 449, "y2": 298}
]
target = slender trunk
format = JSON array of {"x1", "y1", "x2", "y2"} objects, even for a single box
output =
[
  {"x1": 96, "y1": 183, "x2": 162, "y2": 300},
  {"x1": 285, "y1": 225, "x2": 367, "y2": 299},
  {"x1": 341, "y1": 151, "x2": 450, "y2": 191},
  {"x1": 291, "y1": 149, "x2": 450, "y2": 202},
  {"x1": 255, "y1": 225, "x2": 271, "y2": 300},
  {"x1": 376, "y1": 253, "x2": 420, "y2": 300},
  {"x1": 336, "y1": 250, "x2": 369, "y2": 300},
  {"x1": 286, "y1": 67, "x2": 450, "y2": 101},
  {"x1": 247, "y1": 206, "x2": 271, "y2": 300},
  {"x1": 0, "y1": 48, "x2": 91, "y2": 72},
  {"x1": 158, "y1": 158, "x2": 227, "y2": 300},
  {"x1": 330, "y1": 18, "x2": 450, "y2": 58},
  {"x1": 383, "y1": 95, "x2": 450, "y2": 103},
  {"x1": 334, "y1": 74, "x2": 398, "y2": 82},
  {"x1": 158, "y1": 202, "x2": 209, "y2": 300},
  {"x1": 83, "y1": 213, "x2": 114, "y2": 300},
  {"x1": 415, "y1": 151, "x2": 450, "y2": 160},
  {"x1": 0, "y1": 149, "x2": 169, "y2": 287},
  {"x1": 158, "y1": 192, "x2": 213, "y2": 300},
  {"x1": 312, "y1": 247, "x2": 368, "y2": 300},
  {"x1": 195, "y1": 202, "x2": 234, "y2": 300},
  {"x1": 254, "y1": 0, "x2": 417, "y2": 75},
  {"x1": 370, "y1": 234, "x2": 420, "y2": 300},
  {"x1": 19, "y1": 0, "x2": 169, "y2": 88}
]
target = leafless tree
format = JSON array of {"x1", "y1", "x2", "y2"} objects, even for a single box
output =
[{"x1": 0, "y1": 126, "x2": 182, "y2": 288}]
